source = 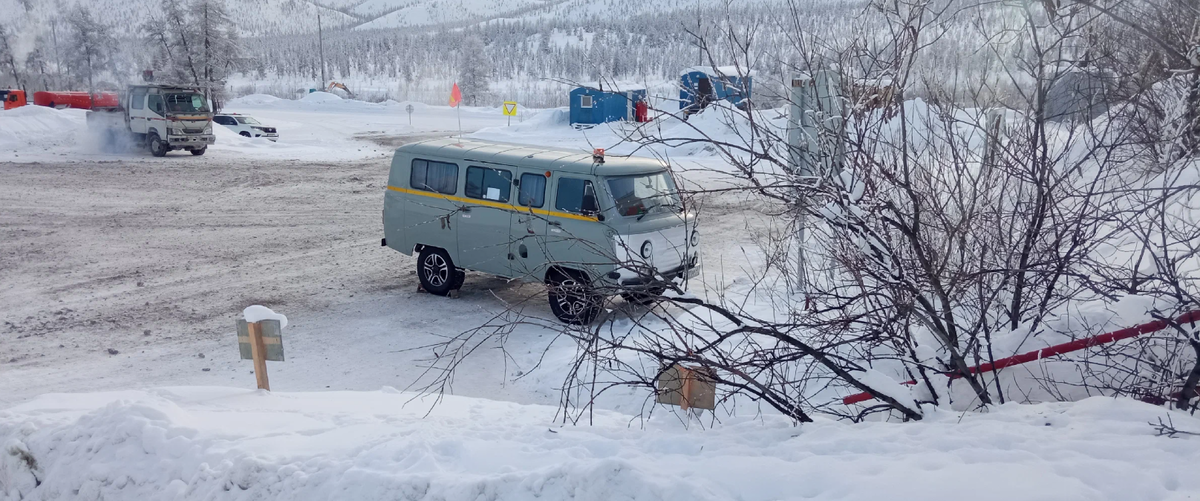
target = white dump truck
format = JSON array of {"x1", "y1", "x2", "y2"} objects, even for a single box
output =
[{"x1": 87, "y1": 84, "x2": 216, "y2": 157}]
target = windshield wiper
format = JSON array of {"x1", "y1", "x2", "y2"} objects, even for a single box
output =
[{"x1": 636, "y1": 202, "x2": 680, "y2": 221}]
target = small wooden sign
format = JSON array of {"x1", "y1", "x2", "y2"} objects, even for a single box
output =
[
  {"x1": 656, "y1": 364, "x2": 716, "y2": 411},
  {"x1": 236, "y1": 319, "x2": 284, "y2": 361},
  {"x1": 236, "y1": 319, "x2": 284, "y2": 391}
]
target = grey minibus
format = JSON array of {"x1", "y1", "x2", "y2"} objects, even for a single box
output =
[{"x1": 382, "y1": 138, "x2": 699, "y2": 324}]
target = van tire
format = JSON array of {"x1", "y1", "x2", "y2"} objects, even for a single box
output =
[
  {"x1": 240, "y1": 131, "x2": 251, "y2": 137},
  {"x1": 148, "y1": 133, "x2": 167, "y2": 157},
  {"x1": 190, "y1": 147, "x2": 206, "y2": 156},
  {"x1": 417, "y1": 247, "x2": 458, "y2": 296},
  {"x1": 547, "y1": 269, "x2": 601, "y2": 325}
]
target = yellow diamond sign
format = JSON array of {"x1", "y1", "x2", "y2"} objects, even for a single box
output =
[{"x1": 502, "y1": 101, "x2": 518, "y2": 116}]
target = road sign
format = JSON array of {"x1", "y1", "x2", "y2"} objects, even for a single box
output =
[
  {"x1": 237, "y1": 319, "x2": 285, "y2": 361},
  {"x1": 405, "y1": 103, "x2": 414, "y2": 125},
  {"x1": 502, "y1": 101, "x2": 518, "y2": 116}
]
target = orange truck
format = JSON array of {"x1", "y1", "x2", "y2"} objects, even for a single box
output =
[{"x1": 1, "y1": 89, "x2": 26, "y2": 110}]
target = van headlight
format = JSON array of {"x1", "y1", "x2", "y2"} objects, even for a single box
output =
[
  {"x1": 170, "y1": 128, "x2": 183, "y2": 135},
  {"x1": 690, "y1": 230, "x2": 699, "y2": 247},
  {"x1": 640, "y1": 241, "x2": 653, "y2": 259}
]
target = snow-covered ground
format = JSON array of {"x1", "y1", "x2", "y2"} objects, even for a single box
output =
[
  {"x1": 5, "y1": 388, "x2": 1199, "y2": 500},
  {"x1": 3, "y1": 93, "x2": 1198, "y2": 499},
  {"x1": 0, "y1": 93, "x2": 519, "y2": 164}
]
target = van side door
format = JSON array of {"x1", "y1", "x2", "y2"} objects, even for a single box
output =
[
  {"x1": 543, "y1": 175, "x2": 610, "y2": 281},
  {"x1": 509, "y1": 170, "x2": 549, "y2": 282},
  {"x1": 406, "y1": 158, "x2": 461, "y2": 262},
  {"x1": 458, "y1": 164, "x2": 514, "y2": 276}
]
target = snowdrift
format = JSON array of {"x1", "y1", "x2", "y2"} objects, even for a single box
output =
[
  {"x1": 0, "y1": 105, "x2": 89, "y2": 159},
  {"x1": 3, "y1": 388, "x2": 1199, "y2": 500}
]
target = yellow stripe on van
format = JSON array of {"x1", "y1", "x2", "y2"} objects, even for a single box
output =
[{"x1": 386, "y1": 185, "x2": 599, "y2": 222}]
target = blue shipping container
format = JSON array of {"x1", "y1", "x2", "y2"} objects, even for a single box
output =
[
  {"x1": 679, "y1": 66, "x2": 753, "y2": 112},
  {"x1": 569, "y1": 86, "x2": 647, "y2": 126}
]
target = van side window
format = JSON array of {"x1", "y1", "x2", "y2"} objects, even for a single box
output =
[
  {"x1": 465, "y1": 166, "x2": 512, "y2": 202},
  {"x1": 131, "y1": 90, "x2": 145, "y2": 110},
  {"x1": 555, "y1": 177, "x2": 598, "y2": 214},
  {"x1": 410, "y1": 159, "x2": 458, "y2": 195},
  {"x1": 518, "y1": 173, "x2": 546, "y2": 208}
]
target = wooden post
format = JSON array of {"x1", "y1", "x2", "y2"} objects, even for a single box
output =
[
  {"x1": 247, "y1": 321, "x2": 270, "y2": 390},
  {"x1": 679, "y1": 366, "x2": 693, "y2": 411}
]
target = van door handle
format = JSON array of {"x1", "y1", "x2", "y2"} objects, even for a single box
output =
[
  {"x1": 548, "y1": 221, "x2": 561, "y2": 227},
  {"x1": 460, "y1": 206, "x2": 471, "y2": 213}
]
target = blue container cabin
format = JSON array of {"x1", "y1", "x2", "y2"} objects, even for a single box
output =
[
  {"x1": 569, "y1": 86, "x2": 647, "y2": 126},
  {"x1": 679, "y1": 66, "x2": 753, "y2": 113}
]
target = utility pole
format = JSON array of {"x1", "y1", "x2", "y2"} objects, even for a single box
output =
[
  {"x1": 695, "y1": 0, "x2": 702, "y2": 65},
  {"x1": 317, "y1": 11, "x2": 327, "y2": 86},
  {"x1": 50, "y1": 20, "x2": 63, "y2": 89}
]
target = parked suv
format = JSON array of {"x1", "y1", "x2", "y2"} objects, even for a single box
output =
[
  {"x1": 214, "y1": 113, "x2": 278, "y2": 141},
  {"x1": 382, "y1": 138, "x2": 700, "y2": 324}
]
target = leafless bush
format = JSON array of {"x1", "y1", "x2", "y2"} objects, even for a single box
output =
[{"x1": 413, "y1": 0, "x2": 1200, "y2": 424}]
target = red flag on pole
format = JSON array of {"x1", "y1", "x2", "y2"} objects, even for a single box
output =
[{"x1": 449, "y1": 83, "x2": 462, "y2": 108}]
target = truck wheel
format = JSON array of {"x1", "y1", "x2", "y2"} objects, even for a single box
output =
[
  {"x1": 190, "y1": 147, "x2": 206, "y2": 156},
  {"x1": 548, "y1": 269, "x2": 601, "y2": 325},
  {"x1": 417, "y1": 247, "x2": 458, "y2": 297},
  {"x1": 240, "y1": 132, "x2": 251, "y2": 137},
  {"x1": 148, "y1": 133, "x2": 167, "y2": 157}
]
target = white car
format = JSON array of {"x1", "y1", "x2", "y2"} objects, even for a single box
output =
[{"x1": 214, "y1": 113, "x2": 278, "y2": 141}]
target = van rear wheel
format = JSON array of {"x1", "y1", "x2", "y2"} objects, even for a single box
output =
[
  {"x1": 417, "y1": 247, "x2": 458, "y2": 296},
  {"x1": 548, "y1": 270, "x2": 601, "y2": 325}
]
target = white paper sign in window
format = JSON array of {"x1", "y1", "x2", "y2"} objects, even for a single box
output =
[{"x1": 486, "y1": 187, "x2": 500, "y2": 200}]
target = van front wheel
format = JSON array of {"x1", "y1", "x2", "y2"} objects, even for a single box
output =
[
  {"x1": 548, "y1": 270, "x2": 601, "y2": 325},
  {"x1": 418, "y1": 247, "x2": 458, "y2": 296}
]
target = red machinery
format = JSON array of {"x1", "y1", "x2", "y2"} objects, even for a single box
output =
[
  {"x1": 843, "y1": 310, "x2": 1200, "y2": 405},
  {"x1": 33, "y1": 91, "x2": 119, "y2": 109},
  {"x1": 1, "y1": 89, "x2": 26, "y2": 110}
]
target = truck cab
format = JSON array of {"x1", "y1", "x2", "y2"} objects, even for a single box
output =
[
  {"x1": 88, "y1": 85, "x2": 215, "y2": 156},
  {"x1": 383, "y1": 139, "x2": 701, "y2": 324},
  {"x1": 1, "y1": 90, "x2": 26, "y2": 110}
]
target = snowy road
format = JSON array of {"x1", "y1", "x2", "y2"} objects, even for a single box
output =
[{"x1": 0, "y1": 156, "x2": 758, "y2": 410}]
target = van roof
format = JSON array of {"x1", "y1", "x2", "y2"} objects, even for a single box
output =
[{"x1": 396, "y1": 138, "x2": 669, "y2": 176}]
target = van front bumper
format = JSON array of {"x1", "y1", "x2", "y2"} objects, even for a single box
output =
[
  {"x1": 610, "y1": 255, "x2": 700, "y2": 288},
  {"x1": 168, "y1": 134, "x2": 216, "y2": 147}
]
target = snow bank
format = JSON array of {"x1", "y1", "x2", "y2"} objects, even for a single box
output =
[
  {"x1": 0, "y1": 105, "x2": 89, "y2": 159},
  {"x1": 243, "y1": 305, "x2": 287, "y2": 329},
  {"x1": 2, "y1": 389, "x2": 1197, "y2": 500}
]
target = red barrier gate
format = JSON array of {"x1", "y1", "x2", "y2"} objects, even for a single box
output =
[{"x1": 843, "y1": 310, "x2": 1200, "y2": 405}]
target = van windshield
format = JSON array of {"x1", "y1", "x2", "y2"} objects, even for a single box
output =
[
  {"x1": 606, "y1": 171, "x2": 680, "y2": 217},
  {"x1": 165, "y1": 93, "x2": 210, "y2": 113}
]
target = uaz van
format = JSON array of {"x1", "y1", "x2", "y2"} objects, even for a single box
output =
[{"x1": 382, "y1": 139, "x2": 699, "y2": 324}]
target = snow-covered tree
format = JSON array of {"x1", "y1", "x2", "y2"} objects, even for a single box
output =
[
  {"x1": 458, "y1": 35, "x2": 490, "y2": 106},
  {"x1": 0, "y1": 25, "x2": 21, "y2": 89},
  {"x1": 66, "y1": 7, "x2": 116, "y2": 95}
]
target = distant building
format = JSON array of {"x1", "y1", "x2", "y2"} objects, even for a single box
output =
[
  {"x1": 680, "y1": 66, "x2": 753, "y2": 115},
  {"x1": 568, "y1": 85, "x2": 648, "y2": 127},
  {"x1": 1042, "y1": 66, "x2": 1116, "y2": 122}
]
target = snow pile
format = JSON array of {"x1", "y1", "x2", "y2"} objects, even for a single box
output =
[
  {"x1": 0, "y1": 105, "x2": 88, "y2": 158},
  {"x1": 226, "y1": 93, "x2": 285, "y2": 107},
  {"x1": 243, "y1": 305, "x2": 287, "y2": 328},
  {"x1": 2, "y1": 389, "x2": 1198, "y2": 500}
]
